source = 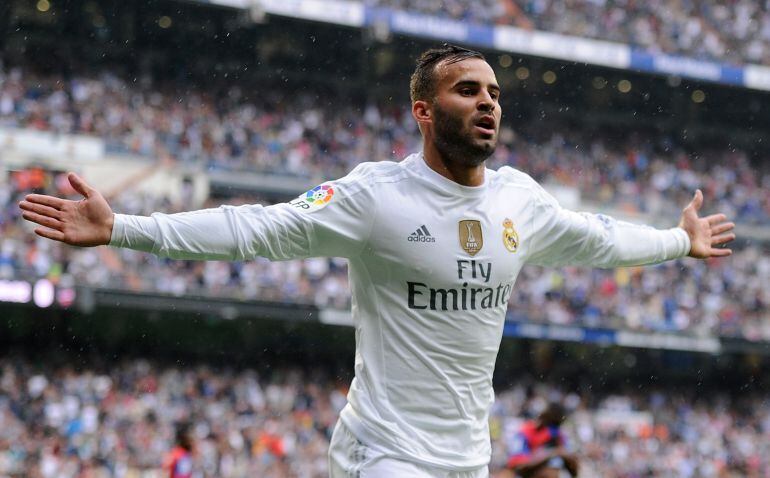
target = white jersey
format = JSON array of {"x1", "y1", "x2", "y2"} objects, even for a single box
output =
[{"x1": 110, "y1": 152, "x2": 690, "y2": 470}]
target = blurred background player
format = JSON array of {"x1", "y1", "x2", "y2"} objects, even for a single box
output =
[
  {"x1": 504, "y1": 403, "x2": 578, "y2": 478},
  {"x1": 164, "y1": 422, "x2": 194, "y2": 478}
]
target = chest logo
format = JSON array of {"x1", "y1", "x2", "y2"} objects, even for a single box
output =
[
  {"x1": 408, "y1": 225, "x2": 435, "y2": 243},
  {"x1": 459, "y1": 220, "x2": 483, "y2": 256},
  {"x1": 502, "y1": 218, "x2": 519, "y2": 253}
]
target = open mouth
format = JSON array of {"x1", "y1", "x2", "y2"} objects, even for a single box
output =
[{"x1": 474, "y1": 116, "x2": 496, "y2": 136}]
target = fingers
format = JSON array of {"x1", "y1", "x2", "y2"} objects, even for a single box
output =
[
  {"x1": 68, "y1": 172, "x2": 93, "y2": 198},
  {"x1": 705, "y1": 213, "x2": 728, "y2": 226},
  {"x1": 21, "y1": 210, "x2": 62, "y2": 230},
  {"x1": 688, "y1": 189, "x2": 703, "y2": 212},
  {"x1": 711, "y1": 222, "x2": 735, "y2": 236},
  {"x1": 709, "y1": 247, "x2": 732, "y2": 257},
  {"x1": 23, "y1": 194, "x2": 67, "y2": 210},
  {"x1": 712, "y1": 232, "x2": 735, "y2": 246},
  {"x1": 34, "y1": 227, "x2": 65, "y2": 242},
  {"x1": 19, "y1": 200, "x2": 62, "y2": 220}
]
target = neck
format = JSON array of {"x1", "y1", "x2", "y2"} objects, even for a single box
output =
[{"x1": 422, "y1": 140, "x2": 486, "y2": 187}]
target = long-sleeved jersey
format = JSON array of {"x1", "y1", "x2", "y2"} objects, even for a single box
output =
[{"x1": 110, "y1": 152, "x2": 690, "y2": 470}]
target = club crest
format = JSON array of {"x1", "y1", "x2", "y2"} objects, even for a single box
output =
[
  {"x1": 459, "y1": 220, "x2": 483, "y2": 256},
  {"x1": 502, "y1": 218, "x2": 519, "y2": 253}
]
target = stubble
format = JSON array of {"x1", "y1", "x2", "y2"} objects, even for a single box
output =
[{"x1": 432, "y1": 103, "x2": 496, "y2": 168}]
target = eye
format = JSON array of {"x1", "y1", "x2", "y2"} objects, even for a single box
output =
[{"x1": 460, "y1": 88, "x2": 475, "y2": 96}]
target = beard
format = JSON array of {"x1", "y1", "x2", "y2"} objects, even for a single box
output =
[{"x1": 432, "y1": 103, "x2": 497, "y2": 167}]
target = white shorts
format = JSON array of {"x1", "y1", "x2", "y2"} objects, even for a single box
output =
[{"x1": 328, "y1": 420, "x2": 489, "y2": 478}]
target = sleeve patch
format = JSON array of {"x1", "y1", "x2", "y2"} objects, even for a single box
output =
[{"x1": 289, "y1": 184, "x2": 335, "y2": 213}]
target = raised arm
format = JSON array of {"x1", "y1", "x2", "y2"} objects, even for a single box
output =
[
  {"x1": 19, "y1": 173, "x2": 114, "y2": 247},
  {"x1": 19, "y1": 168, "x2": 375, "y2": 262},
  {"x1": 526, "y1": 185, "x2": 735, "y2": 268},
  {"x1": 18, "y1": 173, "x2": 308, "y2": 260}
]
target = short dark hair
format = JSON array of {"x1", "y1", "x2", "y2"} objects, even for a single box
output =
[
  {"x1": 540, "y1": 402, "x2": 567, "y2": 427},
  {"x1": 410, "y1": 44, "x2": 486, "y2": 103},
  {"x1": 175, "y1": 422, "x2": 194, "y2": 451}
]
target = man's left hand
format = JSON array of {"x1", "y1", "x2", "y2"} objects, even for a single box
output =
[{"x1": 679, "y1": 189, "x2": 735, "y2": 259}]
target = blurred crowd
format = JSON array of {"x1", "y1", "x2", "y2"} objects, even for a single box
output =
[
  {"x1": 1, "y1": 66, "x2": 768, "y2": 225},
  {"x1": 489, "y1": 379, "x2": 770, "y2": 478},
  {"x1": 0, "y1": 65, "x2": 768, "y2": 341},
  {"x1": 369, "y1": 0, "x2": 770, "y2": 66},
  {"x1": 2, "y1": 6, "x2": 769, "y2": 478},
  {"x1": 366, "y1": 0, "x2": 506, "y2": 25},
  {"x1": 2, "y1": 173, "x2": 768, "y2": 340},
  {"x1": 1, "y1": 357, "x2": 768, "y2": 477},
  {"x1": 512, "y1": 249, "x2": 768, "y2": 339},
  {"x1": 0, "y1": 358, "x2": 342, "y2": 478}
]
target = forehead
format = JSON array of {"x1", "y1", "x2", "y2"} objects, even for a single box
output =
[{"x1": 435, "y1": 57, "x2": 497, "y2": 88}]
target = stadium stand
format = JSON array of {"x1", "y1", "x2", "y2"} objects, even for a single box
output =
[
  {"x1": 0, "y1": 64, "x2": 770, "y2": 225},
  {"x1": 1, "y1": 357, "x2": 768, "y2": 477},
  {"x1": 1, "y1": 66, "x2": 768, "y2": 225},
  {"x1": 369, "y1": 0, "x2": 770, "y2": 66},
  {"x1": 1, "y1": 59, "x2": 767, "y2": 339},
  {"x1": 0, "y1": 0, "x2": 768, "y2": 477},
  {"x1": 2, "y1": 169, "x2": 767, "y2": 338}
]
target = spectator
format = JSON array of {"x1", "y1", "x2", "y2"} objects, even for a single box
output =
[{"x1": 1, "y1": 357, "x2": 768, "y2": 476}]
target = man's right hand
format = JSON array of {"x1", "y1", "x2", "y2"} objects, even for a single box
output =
[{"x1": 19, "y1": 172, "x2": 114, "y2": 247}]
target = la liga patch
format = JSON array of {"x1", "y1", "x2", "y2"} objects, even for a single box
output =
[{"x1": 289, "y1": 184, "x2": 335, "y2": 212}]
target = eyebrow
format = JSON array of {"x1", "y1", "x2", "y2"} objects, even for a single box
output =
[{"x1": 452, "y1": 80, "x2": 501, "y2": 92}]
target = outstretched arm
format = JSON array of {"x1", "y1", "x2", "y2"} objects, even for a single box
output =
[
  {"x1": 19, "y1": 173, "x2": 114, "y2": 247},
  {"x1": 19, "y1": 173, "x2": 295, "y2": 260},
  {"x1": 526, "y1": 184, "x2": 735, "y2": 268},
  {"x1": 19, "y1": 168, "x2": 374, "y2": 261},
  {"x1": 679, "y1": 189, "x2": 735, "y2": 259}
]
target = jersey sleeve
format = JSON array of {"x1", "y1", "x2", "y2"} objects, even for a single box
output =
[
  {"x1": 109, "y1": 163, "x2": 376, "y2": 261},
  {"x1": 525, "y1": 182, "x2": 691, "y2": 268}
]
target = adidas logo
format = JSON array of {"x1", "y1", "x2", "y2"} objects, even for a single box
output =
[{"x1": 408, "y1": 225, "x2": 436, "y2": 243}]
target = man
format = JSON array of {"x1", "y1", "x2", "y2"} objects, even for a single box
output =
[
  {"x1": 19, "y1": 45, "x2": 734, "y2": 477},
  {"x1": 505, "y1": 402, "x2": 578, "y2": 478},
  {"x1": 163, "y1": 423, "x2": 194, "y2": 478}
]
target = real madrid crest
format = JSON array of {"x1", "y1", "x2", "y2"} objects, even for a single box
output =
[
  {"x1": 502, "y1": 218, "x2": 519, "y2": 253},
  {"x1": 459, "y1": 220, "x2": 483, "y2": 256}
]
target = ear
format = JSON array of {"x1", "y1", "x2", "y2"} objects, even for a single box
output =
[{"x1": 412, "y1": 100, "x2": 432, "y2": 126}]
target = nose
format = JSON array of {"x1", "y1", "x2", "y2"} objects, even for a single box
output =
[{"x1": 477, "y1": 92, "x2": 495, "y2": 112}]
